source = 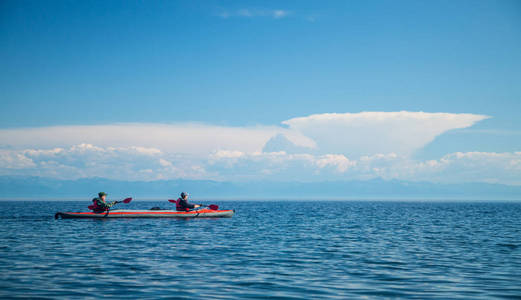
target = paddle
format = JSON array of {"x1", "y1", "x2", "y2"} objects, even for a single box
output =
[
  {"x1": 88, "y1": 197, "x2": 132, "y2": 210},
  {"x1": 118, "y1": 197, "x2": 133, "y2": 204},
  {"x1": 168, "y1": 199, "x2": 219, "y2": 210}
]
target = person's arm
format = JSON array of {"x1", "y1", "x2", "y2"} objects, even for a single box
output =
[
  {"x1": 185, "y1": 200, "x2": 195, "y2": 209},
  {"x1": 96, "y1": 198, "x2": 116, "y2": 209},
  {"x1": 177, "y1": 198, "x2": 190, "y2": 210}
]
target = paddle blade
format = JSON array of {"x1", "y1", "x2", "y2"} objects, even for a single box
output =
[
  {"x1": 168, "y1": 199, "x2": 177, "y2": 203},
  {"x1": 208, "y1": 204, "x2": 219, "y2": 210},
  {"x1": 122, "y1": 197, "x2": 132, "y2": 204}
]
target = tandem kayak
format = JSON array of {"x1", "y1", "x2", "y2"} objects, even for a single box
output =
[{"x1": 55, "y1": 208, "x2": 235, "y2": 219}]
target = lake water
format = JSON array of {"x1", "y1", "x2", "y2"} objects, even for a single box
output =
[{"x1": 0, "y1": 200, "x2": 520, "y2": 299}]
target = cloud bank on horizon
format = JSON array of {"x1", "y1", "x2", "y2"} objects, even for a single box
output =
[{"x1": 1, "y1": 111, "x2": 519, "y2": 185}]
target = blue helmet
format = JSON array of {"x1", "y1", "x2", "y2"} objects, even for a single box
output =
[{"x1": 180, "y1": 192, "x2": 188, "y2": 198}]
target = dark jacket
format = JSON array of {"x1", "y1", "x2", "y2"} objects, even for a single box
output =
[
  {"x1": 176, "y1": 197, "x2": 195, "y2": 211},
  {"x1": 92, "y1": 197, "x2": 116, "y2": 211}
]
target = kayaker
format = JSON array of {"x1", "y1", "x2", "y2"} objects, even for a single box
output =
[
  {"x1": 92, "y1": 192, "x2": 117, "y2": 212},
  {"x1": 175, "y1": 192, "x2": 201, "y2": 211}
]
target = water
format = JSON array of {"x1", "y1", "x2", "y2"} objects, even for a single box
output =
[{"x1": 0, "y1": 200, "x2": 520, "y2": 299}]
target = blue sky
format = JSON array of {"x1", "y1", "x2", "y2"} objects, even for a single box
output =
[{"x1": 1, "y1": 0, "x2": 520, "y2": 185}]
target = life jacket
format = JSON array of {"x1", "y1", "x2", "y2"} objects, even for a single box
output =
[
  {"x1": 91, "y1": 198, "x2": 107, "y2": 213},
  {"x1": 175, "y1": 198, "x2": 190, "y2": 212}
]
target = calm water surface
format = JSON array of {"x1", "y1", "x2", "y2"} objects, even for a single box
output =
[{"x1": 0, "y1": 200, "x2": 520, "y2": 299}]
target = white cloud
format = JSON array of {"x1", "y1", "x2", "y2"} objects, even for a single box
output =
[
  {"x1": 405, "y1": 151, "x2": 521, "y2": 185},
  {"x1": 305, "y1": 16, "x2": 317, "y2": 22},
  {"x1": 0, "y1": 123, "x2": 312, "y2": 157},
  {"x1": 282, "y1": 111, "x2": 489, "y2": 157},
  {"x1": 210, "y1": 150, "x2": 245, "y2": 160},
  {"x1": 315, "y1": 154, "x2": 356, "y2": 172},
  {"x1": 217, "y1": 9, "x2": 290, "y2": 19},
  {"x1": 0, "y1": 112, "x2": 485, "y2": 159},
  {"x1": 272, "y1": 10, "x2": 289, "y2": 19},
  {"x1": 207, "y1": 150, "x2": 521, "y2": 185},
  {"x1": 0, "y1": 144, "x2": 207, "y2": 181},
  {"x1": 1, "y1": 143, "x2": 520, "y2": 185},
  {"x1": 0, "y1": 151, "x2": 36, "y2": 169},
  {"x1": 1, "y1": 111, "x2": 514, "y2": 184}
]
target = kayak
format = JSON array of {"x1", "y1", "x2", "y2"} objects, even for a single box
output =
[{"x1": 55, "y1": 208, "x2": 235, "y2": 219}]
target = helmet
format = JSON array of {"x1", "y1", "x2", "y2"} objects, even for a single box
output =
[
  {"x1": 99, "y1": 192, "x2": 107, "y2": 197},
  {"x1": 180, "y1": 192, "x2": 188, "y2": 198}
]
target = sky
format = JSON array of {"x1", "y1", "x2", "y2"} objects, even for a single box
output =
[{"x1": 1, "y1": 0, "x2": 520, "y2": 186}]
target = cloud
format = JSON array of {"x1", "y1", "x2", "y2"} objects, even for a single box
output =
[
  {"x1": 0, "y1": 144, "x2": 208, "y2": 181},
  {"x1": 314, "y1": 154, "x2": 356, "y2": 173},
  {"x1": 272, "y1": 10, "x2": 289, "y2": 19},
  {"x1": 0, "y1": 151, "x2": 36, "y2": 169},
  {"x1": 207, "y1": 150, "x2": 521, "y2": 185},
  {"x1": 1, "y1": 111, "x2": 511, "y2": 184},
  {"x1": 1, "y1": 143, "x2": 520, "y2": 185},
  {"x1": 405, "y1": 151, "x2": 521, "y2": 185},
  {"x1": 305, "y1": 16, "x2": 317, "y2": 23},
  {"x1": 208, "y1": 150, "x2": 386, "y2": 181},
  {"x1": 217, "y1": 9, "x2": 290, "y2": 19},
  {"x1": 0, "y1": 123, "x2": 314, "y2": 157},
  {"x1": 282, "y1": 111, "x2": 489, "y2": 157},
  {"x1": 0, "y1": 112, "x2": 486, "y2": 159}
]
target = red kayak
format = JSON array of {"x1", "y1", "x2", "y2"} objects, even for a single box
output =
[{"x1": 55, "y1": 208, "x2": 235, "y2": 219}]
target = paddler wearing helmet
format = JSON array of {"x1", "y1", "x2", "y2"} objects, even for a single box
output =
[
  {"x1": 92, "y1": 192, "x2": 117, "y2": 212},
  {"x1": 175, "y1": 192, "x2": 202, "y2": 211}
]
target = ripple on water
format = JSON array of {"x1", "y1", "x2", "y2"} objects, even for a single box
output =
[{"x1": 0, "y1": 200, "x2": 520, "y2": 299}]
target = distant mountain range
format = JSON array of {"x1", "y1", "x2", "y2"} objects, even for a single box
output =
[{"x1": 0, "y1": 176, "x2": 520, "y2": 200}]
